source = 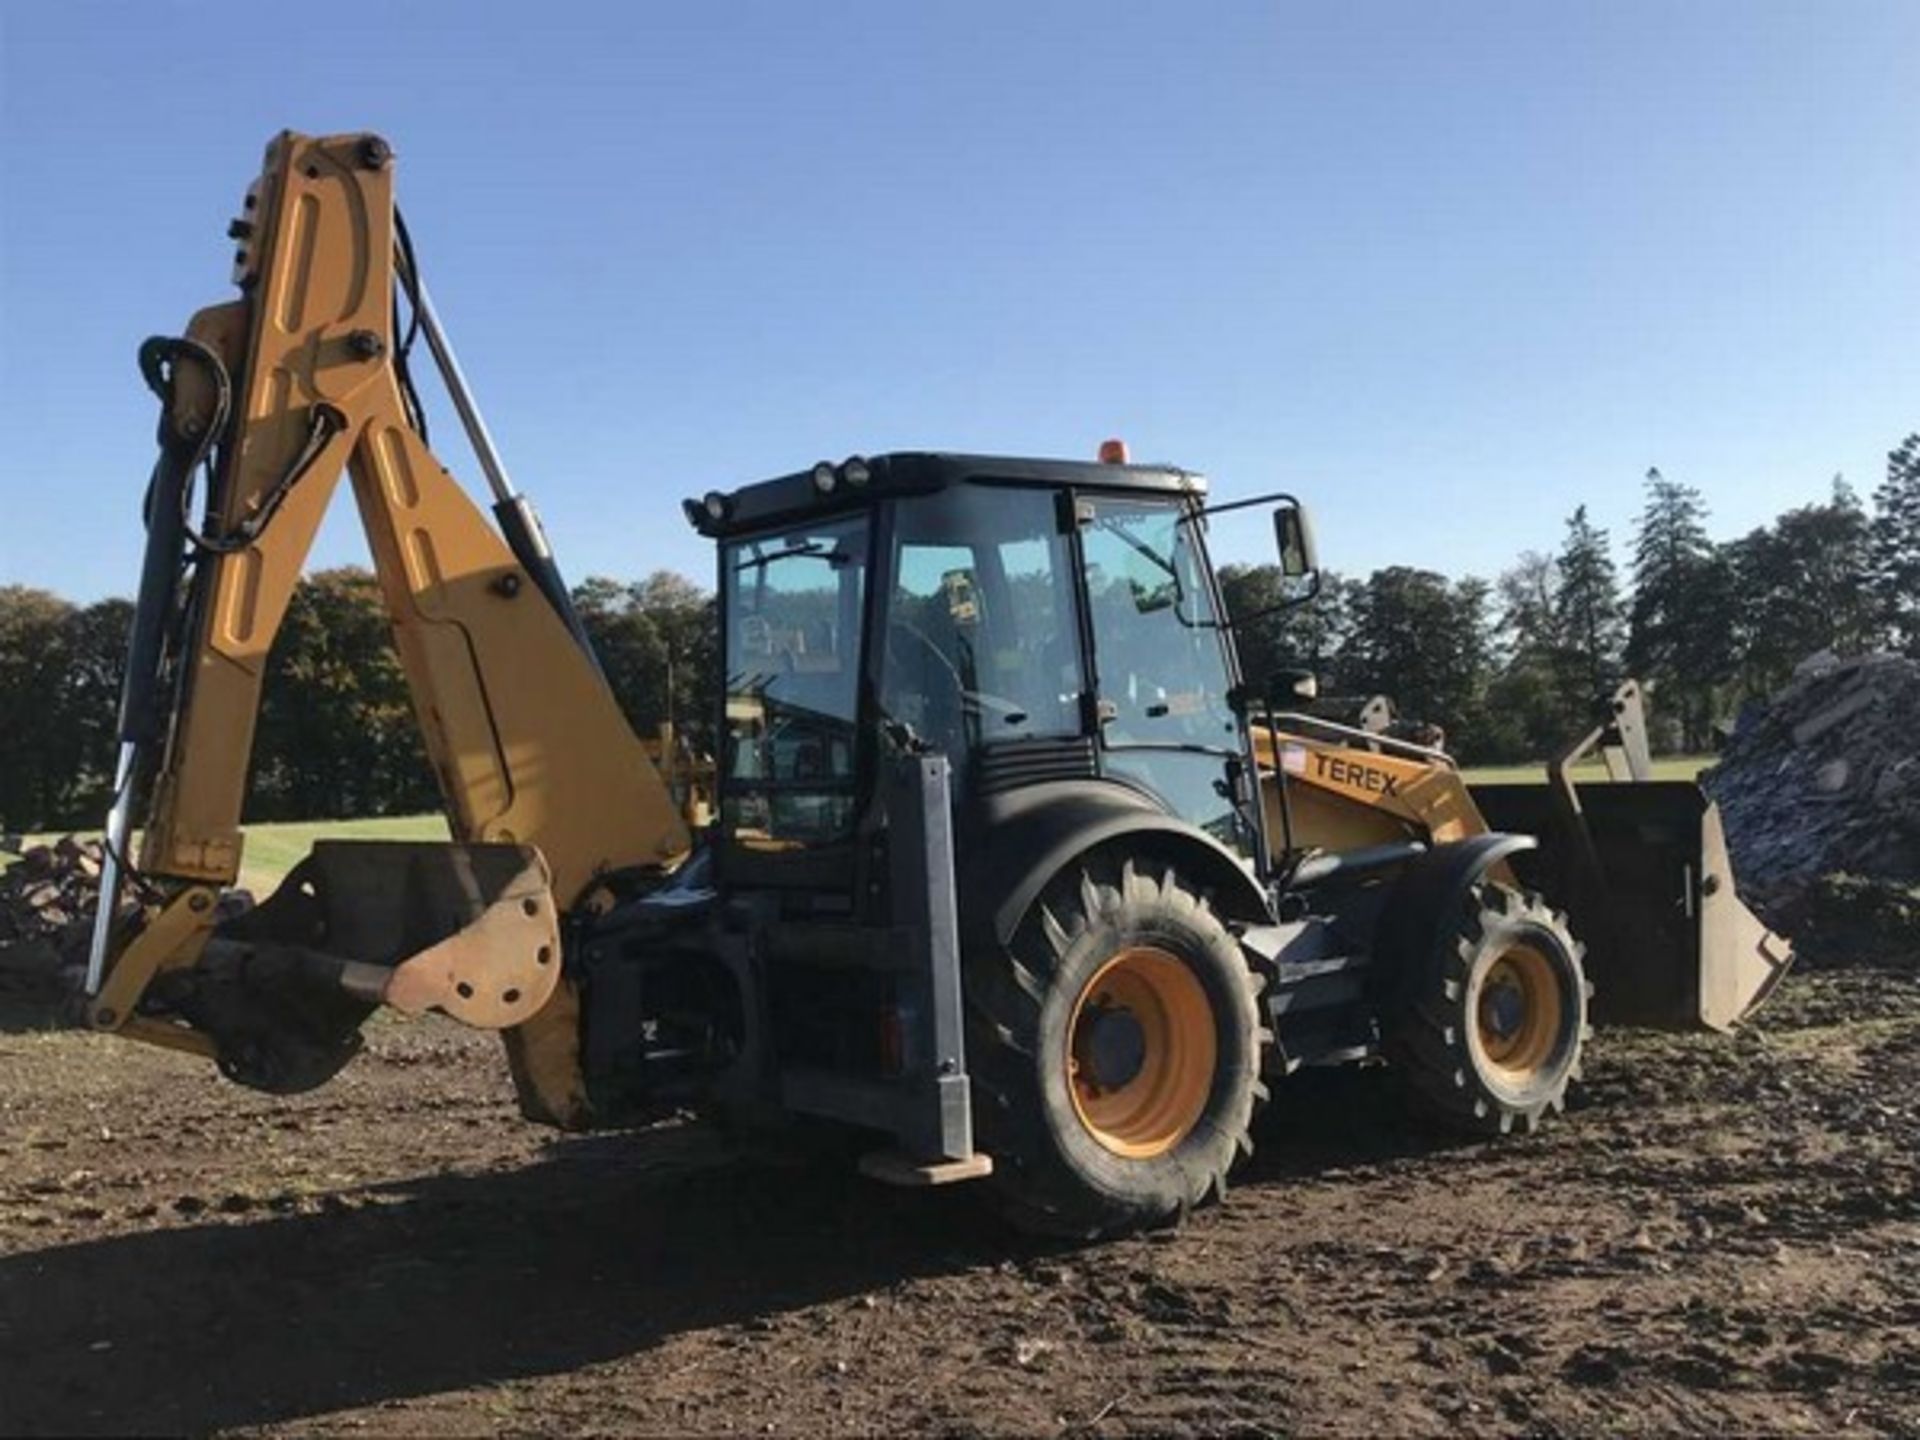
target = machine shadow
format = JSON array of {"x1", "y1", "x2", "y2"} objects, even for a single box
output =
[
  {"x1": 0, "y1": 1129, "x2": 1013, "y2": 1434},
  {"x1": 0, "y1": 1067, "x2": 1453, "y2": 1434}
]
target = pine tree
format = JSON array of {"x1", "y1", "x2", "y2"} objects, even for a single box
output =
[
  {"x1": 1627, "y1": 468, "x2": 1730, "y2": 751},
  {"x1": 1871, "y1": 433, "x2": 1920, "y2": 655},
  {"x1": 1809, "y1": 476, "x2": 1879, "y2": 656},
  {"x1": 1552, "y1": 505, "x2": 1625, "y2": 711}
]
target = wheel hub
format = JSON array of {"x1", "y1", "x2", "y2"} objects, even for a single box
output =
[
  {"x1": 1074, "y1": 1002, "x2": 1148, "y2": 1092},
  {"x1": 1065, "y1": 947, "x2": 1217, "y2": 1159},
  {"x1": 1474, "y1": 943, "x2": 1565, "y2": 1079},
  {"x1": 1480, "y1": 980, "x2": 1526, "y2": 1042}
]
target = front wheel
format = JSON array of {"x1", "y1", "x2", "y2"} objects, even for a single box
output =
[
  {"x1": 1386, "y1": 883, "x2": 1591, "y2": 1135},
  {"x1": 966, "y1": 855, "x2": 1265, "y2": 1238}
]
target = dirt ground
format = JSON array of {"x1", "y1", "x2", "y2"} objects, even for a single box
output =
[{"x1": 2, "y1": 964, "x2": 1916, "y2": 1437}]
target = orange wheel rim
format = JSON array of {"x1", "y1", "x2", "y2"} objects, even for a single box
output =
[
  {"x1": 1066, "y1": 947, "x2": 1216, "y2": 1159},
  {"x1": 1475, "y1": 943, "x2": 1563, "y2": 1081}
]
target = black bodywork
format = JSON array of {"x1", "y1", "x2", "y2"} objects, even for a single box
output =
[{"x1": 577, "y1": 453, "x2": 1526, "y2": 1163}]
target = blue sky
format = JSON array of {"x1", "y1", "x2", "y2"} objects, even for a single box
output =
[{"x1": 2, "y1": 2, "x2": 1914, "y2": 601}]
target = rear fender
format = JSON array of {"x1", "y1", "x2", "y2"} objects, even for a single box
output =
[{"x1": 960, "y1": 780, "x2": 1272, "y2": 952}]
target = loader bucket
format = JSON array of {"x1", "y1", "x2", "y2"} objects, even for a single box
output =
[{"x1": 1469, "y1": 779, "x2": 1791, "y2": 1031}]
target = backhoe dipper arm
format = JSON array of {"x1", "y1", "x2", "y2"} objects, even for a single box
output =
[{"x1": 88, "y1": 131, "x2": 690, "y2": 1125}]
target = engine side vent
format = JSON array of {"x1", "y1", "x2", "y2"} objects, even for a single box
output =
[{"x1": 975, "y1": 736, "x2": 1098, "y2": 794}]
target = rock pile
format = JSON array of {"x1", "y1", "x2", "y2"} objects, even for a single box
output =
[
  {"x1": 1704, "y1": 652, "x2": 1920, "y2": 944},
  {"x1": 0, "y1": 836, "x2": 103, "y2": 1009}
]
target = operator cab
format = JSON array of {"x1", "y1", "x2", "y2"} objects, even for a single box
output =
[{"x1": 687, "y1": 452, "x2": 1316, "y2": 898}]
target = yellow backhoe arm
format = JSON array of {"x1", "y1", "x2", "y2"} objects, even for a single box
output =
[{"x1": 86, "y1": 131, "x2": 689, "y2": 1124}]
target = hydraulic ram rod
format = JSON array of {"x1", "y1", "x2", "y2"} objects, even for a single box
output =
[
  {"x1": 86, "y1": 422, "x2": 198, "y2": 994},
  {"x1": 397, "y1": 259, "x2": 516, "y2": 506},
  {"x1": 84, "y1": 745, "x2": 138, "y2": 994},
  {"x1": 397, "y1": 254, "x2": 599, "y2": 664}
]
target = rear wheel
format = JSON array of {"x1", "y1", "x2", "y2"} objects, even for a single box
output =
[
  {"x1": 1386, "y1": 883, "x2": 1590, "y2": 1135},
  {"x1": 967, "y1": 855, "x2": 1265, "y2": 1238}
]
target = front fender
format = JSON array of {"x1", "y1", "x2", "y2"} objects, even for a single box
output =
[{"x1": 1372, "y1": 832, "x2": 1538, "y2": 980}]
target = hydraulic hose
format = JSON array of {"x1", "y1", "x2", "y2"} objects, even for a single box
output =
[{"x1": 120, "y1": 337, "x2": 220, "y2": 743}]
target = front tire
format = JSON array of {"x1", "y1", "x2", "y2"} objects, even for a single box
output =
[
  {"x1": 1386, "y1": 883, "x2": 1591, "y2": 1135},
  {"x1": 966, "y1": 854, "x2": 1264, "y2": 1239}
]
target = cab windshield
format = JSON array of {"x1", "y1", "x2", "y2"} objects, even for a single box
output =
[
  {"x1": 721, "y1": 515, "x2": 869, "y2": 844},
  {"x1": 1080, "y1": 496, "x2": 1252, "y2": 857}
]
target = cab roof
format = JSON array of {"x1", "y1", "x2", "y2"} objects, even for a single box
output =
[{"x1": 685, "y1": 451, "x2": 1207, "y2": 539}]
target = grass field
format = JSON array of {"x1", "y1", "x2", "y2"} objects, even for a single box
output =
[
  {"x1": 230, "y1": 814, "x2": 449, "y2": 893},
  {"x1": 13, "y1": 813, "x2": 448, "y2": 894},
  {"x1": 1459, "y1": 754, "x2": 1715, "y2": 785}
]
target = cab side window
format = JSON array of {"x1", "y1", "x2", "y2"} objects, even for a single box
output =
[{"x1": 881, "y1": 487, "x2": 1083, "y2": 767}]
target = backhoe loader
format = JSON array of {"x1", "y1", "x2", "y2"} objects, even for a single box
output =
[{"x1": 81, "y1": 131, "x2": 1789, "y2": 1238}]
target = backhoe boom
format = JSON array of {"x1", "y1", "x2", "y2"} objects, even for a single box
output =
[{"x1": 88, "y1": 131, "x2": 689, "y2": 1125}]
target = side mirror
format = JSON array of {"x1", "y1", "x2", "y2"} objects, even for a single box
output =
[{"x1": 1274, "y1": 501, "x2": 1319, "y2": 579}]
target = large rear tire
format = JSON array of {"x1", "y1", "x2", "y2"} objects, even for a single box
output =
[
  {"x1": 1386, "y1": 883, "x2": 1591, "y2": 1135},
  {"x1": 967, "y1": 854, "x2": 1265, "y2": 1239}
]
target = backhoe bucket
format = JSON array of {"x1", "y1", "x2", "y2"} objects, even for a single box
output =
[
  {"x1": 151, "y1": 840, "x2": 562, "y2": 1093},
  {"x1": 1470, "y1": 778, "x2": 1791, "y2": 1030}
]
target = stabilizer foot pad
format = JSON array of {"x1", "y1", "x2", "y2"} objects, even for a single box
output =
[{"x1": 858, "y1": 1149, "x2": 994, "y2": 1187}]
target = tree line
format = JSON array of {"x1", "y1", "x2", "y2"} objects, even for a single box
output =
[
  {"x1": 1222, "y1": 434, "x2": 1917, "y2": 760},
  {"x1": 0, "y1": 569, "x2": 716, "y2": 833},
  {"x1": 2, "y1": 435, "x2": 1913, "y2": 832}
]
